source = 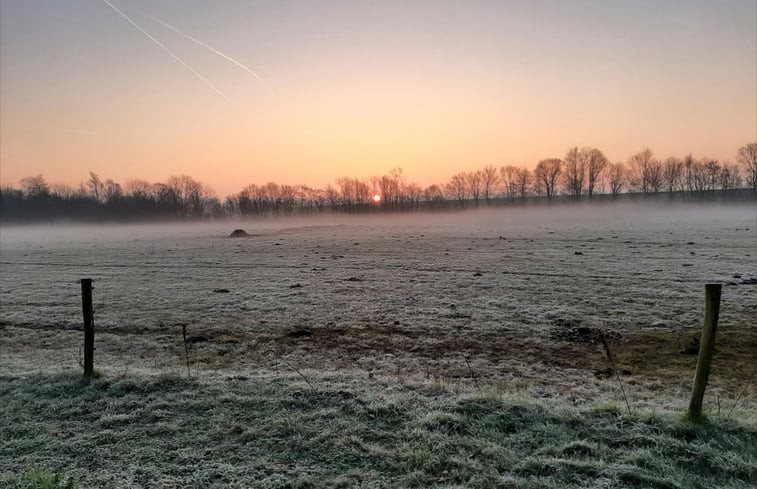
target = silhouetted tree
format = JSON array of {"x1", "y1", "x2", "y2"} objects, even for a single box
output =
[
  {"x1": 103, "y1": 179, "x2": 123, "y2": 203},
  {"x1": 325, "y1": 185, "x2": 340, "y2": 208},
  {"x1": 585, "y1": 148, "x2": 608, "y2": 198},
  {"x1": 534, "y1": 159, "x2": 562, "y2": 198},
  {"x1": 423, "y1": 184, "x2": 445, "y2": 201},
  {"x1": 480, "y1": 165, "x2": 499, "y2": 202},
  {"x1": 662, "y1": 157, "x2": 684, "y2": 193},
  {"x1": 628, "y1": 148, "x2": 662, "y2": 194},
  {"x1": 162, "y1": 175, "x2": 214, "y2": 217},
  {"x1": 500, "y1": 165, "x2": 519, "y2": 199},
  {"x1": 87, "y1": 171, "x2": 105, "y2": 202},
  {"x1": 390, "y1": 168, "x2": 407, "y2": 204},
  {"x1": 445, "y1": 173, "x2": 469, "y2": 202},
  {"x1": 736, "y1": 143, "x2": 757, "y2": 189},
  {"x1": 683, "y1": 153, "x2": 696, "y2": 192},
  {"x1": 337, "y1": 177, "x2": 371, "y2": 209},
  {"x1": 690, "y1": 160, "x2": 708, "y2": 191},
  {"x1": 703, "y1": 159, "x2": 721, "y2": 191},
  {"x1": 515, "y1": 167, "x2": 532, "y2": 198},
  {"x1": 124, "y1": 179, "x2": 153, "y2": 199},
  {"x1": 562, "y1": 147, "x2": 586, "y2": 197},
  {"x1": 465, "y1": 170, "x2": 484, "y2": 202},
  {"x1": 50, "y1": 184, "x2": 78, "y2": 199},
  {"x1": 607, "y1": 163, "x2": 626, "y2": 197},
  {"x1": 371, "y1": 168, "x2": 406, "y2": 206},
  {"x1": 4, "y1": 142, "x2": 754, "y2": 223},
  {"x1": 20, "y1": 175, "x2": 50, "y2": 198},
  {"x1": 404, "y1": 183, "x2": 423, "y2": 204},
  {"x1": 718, "y1": 162, "x2": 741, "y2": 190}
]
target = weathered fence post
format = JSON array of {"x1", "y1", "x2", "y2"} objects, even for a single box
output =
[
  {"x1": 81, "y1": 278, "x2": 94, "y2": 378},
  {"x1": 688, "y1": 283, "x2": 722, "y2": 419}
]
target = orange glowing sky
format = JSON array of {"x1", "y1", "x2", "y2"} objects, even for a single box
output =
[{"x1": 1, "y1": 0, "x2": 755, "y2": 198}]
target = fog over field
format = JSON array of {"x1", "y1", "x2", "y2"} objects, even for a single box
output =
[
  {"x1": 1, "y1": 201, "x2": 755, "y2": 407},
  {"x1": 2, "y1": 202, "x2": 755, "y2": 334}
]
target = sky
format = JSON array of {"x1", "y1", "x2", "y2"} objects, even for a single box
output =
[{"x1": 1, "y1": 0, "x2": 755, "y2": 198}]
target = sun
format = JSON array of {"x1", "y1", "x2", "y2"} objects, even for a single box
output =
[{"x1": 372, "y1": 194, "x2": 381, "y2": 203}]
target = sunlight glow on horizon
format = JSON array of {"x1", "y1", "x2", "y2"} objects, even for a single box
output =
[{"x1": 1, "y1": 0, "x2": 755, "y2": 198}]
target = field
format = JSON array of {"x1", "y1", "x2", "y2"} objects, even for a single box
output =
[{"x1": 1, "y1": 200, "x2": 756, "y2": 487}]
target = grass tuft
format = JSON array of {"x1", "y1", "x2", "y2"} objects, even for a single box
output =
[{"x1": 1, "y1": 469, "x2": 78, "y2": 489}]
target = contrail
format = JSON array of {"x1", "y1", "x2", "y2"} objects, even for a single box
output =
[
  {"x1": 101, "y1": 0, "x2": 229, "y2": 101},
  {"x1": 145, "y1": 14, "x2": 279, "y2": 103}
]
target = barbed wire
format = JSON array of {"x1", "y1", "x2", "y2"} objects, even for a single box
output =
[{"x1": 1, "y1": 260, "x2": 749, "y2": 284}]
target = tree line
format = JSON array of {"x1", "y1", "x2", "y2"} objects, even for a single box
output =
[{"x1": 2, "y1": 143, "x2": 755, "y2": 222}]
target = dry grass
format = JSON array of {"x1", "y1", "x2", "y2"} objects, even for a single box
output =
[{"x1": 2, "y1": 315, "x2": 754, "y2": 410}]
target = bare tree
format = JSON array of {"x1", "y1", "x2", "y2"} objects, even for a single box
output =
[
  {"x1": 719, "y1": 162, "x2": 742, "y2": 190},
  {"x1": 515, "y1": 167, "x2": 532, "y2": 198},
  {"x1": 20, "y1": 175, "x2": 50, "y2": 198},
  {"x1": 423, "y1": 184, "x2": 445, "y2": 201},
  {"x1": 87, "y1": 171, "x2": 105, "y2": 202},
  {"x1": 647, "y1": 158, "x2": 663, "y2": 193},
  {"x1": 262, "y1": 182, "x2": 281, "y2": 211},
  {"x1": 50, "y1": 184, "x2": 77, "y2": 199},
  {"x1": 124, "y1": 179, "x2": 153, "y2": 199},
  {"x1": 163, "y1": 175, "x2": 214, "y2": 217},
  {"x1": 480, "y1": 165, "x2": 499, "y2": 202},
  {"x1": 337, "y1": 177, "x2": 371, "y2": 208},
  {"x1": 683, "y1": 153, "x2": 695, "y2": 192},
  {"x1": 235, "y1": 184, "x2": 256, "y2": 214},
  {"x1": 465, "y1": 170, "x2": 484, "y2": 202},
  {"x1": 662, "y1": 157, "x2": 684, "y2": 193},
  {"x1": 325, "y1": 185, "x2": 340, "y2": 208},
  {"x1": 390, "y1": 168, "x2": 407, "y2": 203},
  {"x1": 310, "y1": 187, "x2": 328, "y2": 209},
  {"x1": 628, "y1": 148, "x2": 662, "y2": 194},
  {"x1": 297, "y1": 185, "x2": 326, "y2": 210},
  {"x1": 371, "y1": 168, "x2": 405, "y2": 205},
  {"x1": 404, "y1": 183, "x2": 423, "y2": 204},
  {"x1": 562, "y1": 146, "x2": 606, "y2": 197},
  {"x1": 607, "y1": 163, "x2": 626, "y2": 197},
  {"x1": 703, "y1": 159, "x2": 721, "y2": 191},
  {"x1": 499, "y1": 165, "x2": 519, "y2": 199},
  {"x1": 534, "y1": 158, "x2": 562, "y2": 198},
  {"x1": 562, "y1": 147, "x2": 586, "y2": 197},
  {"x1": 690, "y1": 160, "x2": 708, "y2": 191},
  {"x1": 223, "y1": 196, "x2": 238, "y2": 216},
  {"x1": 585, "y1": 148, "x2": 608, "y2": 197},
  {"x1": 103, "y1": 179, "x2": 123, "y2": 203},
  {"x1": 186, "y1": 179, "x2": 215, "y2": 217},
  {"x1": 278, "y1": 184, "x2": 298, "y2": 212},
  {"x1": 736, "y1": 143, "x2": 757, "y2": 189},
  {"x1": 445, "y1": 173, "x2": 469, "y2": 202}
]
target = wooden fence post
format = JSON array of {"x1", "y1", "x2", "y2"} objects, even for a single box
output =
[
  {"x1": 81, "y1": 278, "x2": 94, "y2": 378},
  {"x1": 688, "y1": 283, "x2": 722, "y2": 419}
]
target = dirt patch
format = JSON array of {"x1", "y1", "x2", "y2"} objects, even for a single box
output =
[
  {"x1": 549, "y1": 319, "x2": 623, "y2": 343},
  {"x1": 617, "y1": 325, "x2": 757, "y2": 391},
  {"x1": 2, "y1": 319, "x2": 755, "y2": 402}
]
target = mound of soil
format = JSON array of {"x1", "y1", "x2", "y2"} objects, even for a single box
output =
[
  {"x1": 286, "y1": 328, "x2": 313, "y2": 338},
  {"x1": 229, "y1": 229, "x2": 250, "y2": 237}
]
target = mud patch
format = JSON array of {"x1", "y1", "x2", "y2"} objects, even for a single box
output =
[{"x1": 550, "y1": 319, "x2": 622, "y2": 344}]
